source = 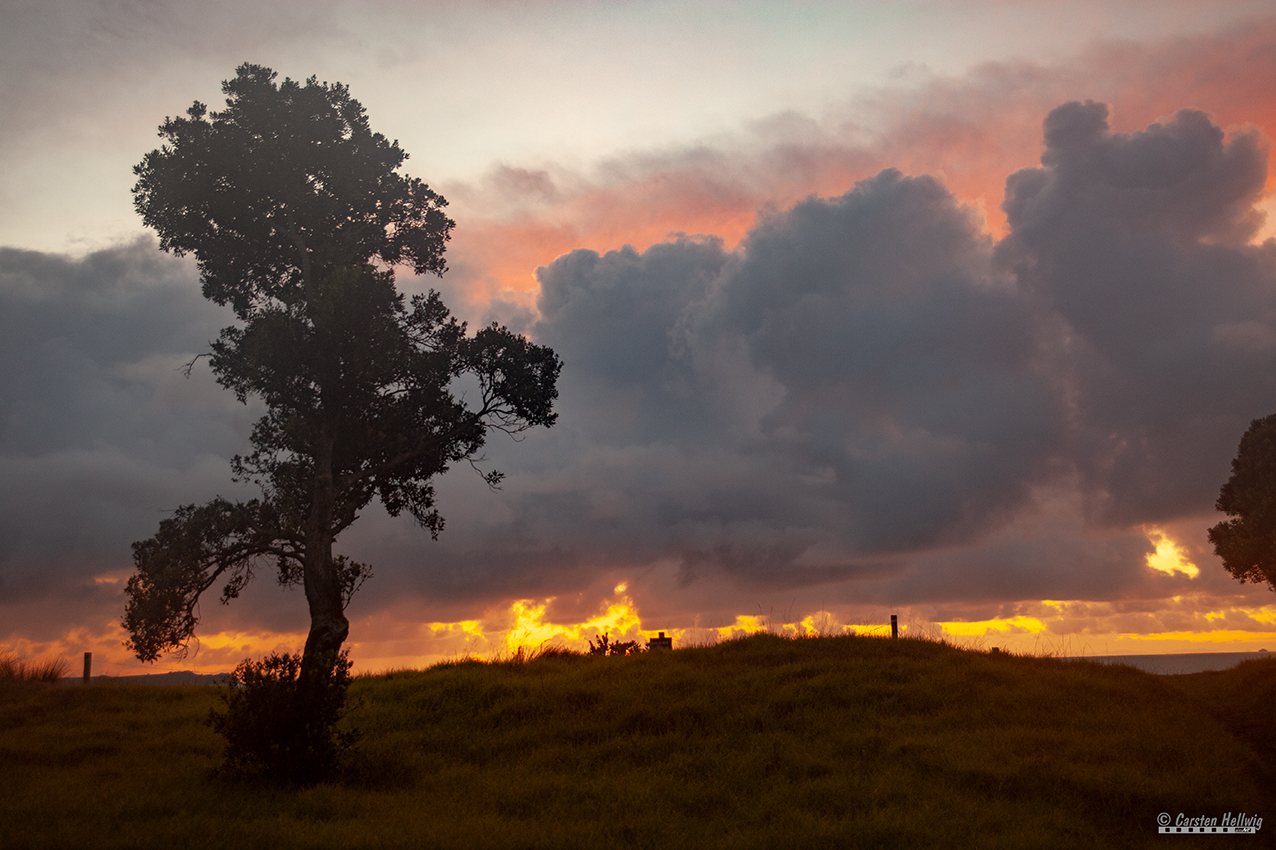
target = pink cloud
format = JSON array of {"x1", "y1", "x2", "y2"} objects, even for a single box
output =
[{"x1": 435, "y1": 17, "x2": 1276, "y2": 316}]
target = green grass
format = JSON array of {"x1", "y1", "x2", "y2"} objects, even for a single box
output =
[{"x1": 1, "y1": 634, "x2": 1271, "y2": 849}]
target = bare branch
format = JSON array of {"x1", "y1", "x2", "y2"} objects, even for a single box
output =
[{"x1": 178, "y1": 353, "x2": 210, "y2": 378}]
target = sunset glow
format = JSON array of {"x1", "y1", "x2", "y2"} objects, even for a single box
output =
[
  {"x1": 498, "y1": 584, "x2": 653, "y2": 655},
  {"x1": 937, "y1": 616, "x2": 1049, "y2": 639},
  {"x1": 12, "y1": 590, "x2": 1276, "y2": 679}
]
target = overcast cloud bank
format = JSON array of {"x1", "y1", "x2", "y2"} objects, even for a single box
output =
[{"x1": 3, "y1": 102, "x2": 1275, "y2": 654}]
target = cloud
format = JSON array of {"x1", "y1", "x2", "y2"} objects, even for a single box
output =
[
  {"x1": 9, "y1": 15, "x2": 1276, "y2": 668},
  {"x1": 380, "y1": 104, "x2": 1276, "y2": 623},
  {"x1": 11, "y1": 100, "x2": 1272, "y2": 663},
  {"x1": 999, "y1": 101, "x2": 1276, "y2": 524},
  {"x1": 706, "y1": 170, "x2": 1063, "y2": 555},
  {"x1": 432, "y1": 15, "x2": 1276, "y2": 325},
  {"x1": 0, "y1": 239, "x2": 256, "y2": 623}
]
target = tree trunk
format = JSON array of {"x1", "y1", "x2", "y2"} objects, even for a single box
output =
[
  {"x1": 300, "y1": 432, "x2": 348, "y2": 686},
  {"x1": 297, "y1": 249, "x2": 348, "y2": 689}
]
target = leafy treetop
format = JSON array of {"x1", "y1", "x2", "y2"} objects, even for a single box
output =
[{"x1": 133, "y1": 63, "x2": 452, "y2": 319}]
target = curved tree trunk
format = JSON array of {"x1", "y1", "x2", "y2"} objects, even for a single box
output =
[
  {"x1": 296, "y1": 239, "x2": 348, "y2": 688},
  {"x1": 300, "y1": 432, "x2": 348, "y2": 686}
]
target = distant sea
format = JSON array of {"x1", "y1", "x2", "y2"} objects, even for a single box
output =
[{"x1": 1063, "y1": 651, "x2": 1274, "y2": 675}]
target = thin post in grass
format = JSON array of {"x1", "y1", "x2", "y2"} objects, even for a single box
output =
[
  {"x1": 890, "y1": 615, "x2": 898, "y2": 639},
  {"x1": 83, "y1": 652, "x2": 91, "y2": 684}
]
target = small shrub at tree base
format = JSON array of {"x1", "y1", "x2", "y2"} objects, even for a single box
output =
[{"x1": 207, "y1": 651, "x2": 359, "y2": 784}]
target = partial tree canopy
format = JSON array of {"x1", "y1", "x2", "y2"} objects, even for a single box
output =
[
  {"x1": 124, "y1": 65, "x2": 562, "y2": 685},
  {"x1": 1208, "y1": 414, "x2": 1276, "y2": 594}
]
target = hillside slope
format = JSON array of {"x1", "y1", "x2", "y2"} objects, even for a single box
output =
[{"x1": 2, "y1": 634, "x2": 1270, "y2": 849}]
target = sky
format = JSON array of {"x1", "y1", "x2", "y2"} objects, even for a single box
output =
[{"x1": 4, "y1": 0, "x2": 1276, "y2": 675}]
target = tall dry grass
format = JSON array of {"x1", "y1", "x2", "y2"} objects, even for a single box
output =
[{"x1": 0, "y1": 649, "x2": 69, "y2": 683}]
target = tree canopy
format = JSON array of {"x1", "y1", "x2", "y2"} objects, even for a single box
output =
[
  {"x1": 1208, "y1": 414, "x2": 1276, "y2": 594},
  {"x1": 132, "y1": 64, "x2": 452, "y2": 318},
  {"x1": 123, "y1": 65, "x2": 562, "y2": 684}
]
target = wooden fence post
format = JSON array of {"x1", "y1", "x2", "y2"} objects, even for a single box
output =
[
  {"x1": 890, "y1": 615, "x2": 898, "y2": 639},
  {"x1": 83, "y1": 652, "x2": 91, "y2": 684}
]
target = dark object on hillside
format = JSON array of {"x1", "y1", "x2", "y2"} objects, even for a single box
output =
[
  {"x1": 122, "y1": 63, "x2": 561, "y2": 697},
  {"x1": 648, "y1": 632, "x2": 673, "y2": 651},
  {"x1": 1209, "y1": 414, "x2": 1276, "y2": 594},
  {"x1": 588, "y1": 632, "x2": 643, "y2": 656}
]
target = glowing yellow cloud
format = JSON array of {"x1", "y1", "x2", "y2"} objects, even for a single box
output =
[
  {"x1": 1143, "y1": 528, "x2": 1200, "y2": 578},
  {"x1": 937, "y1": 616, "x2": 1047, "y2": 637},
  {"x1": 428, "y1": 620, "x2": 485, "y2": 640},
  {"x1": 487, "y1": 585, "x2": 671, "y2": 655},
  {"x1": 1249, "y1": 608, "x2": 1276, "y2": 626},
  {"x1": 711, "y1": 615, "x2": 770, "y2": 641},
  {"x1": 428, "y1": 603, "x2": 894, "y2": 658},
  {"x1": 1112, "y1": 630, "x2": 1273, "y2": 645},
  {"x1": 793, "y1": 613, "x2": 859, "y2": 637}
]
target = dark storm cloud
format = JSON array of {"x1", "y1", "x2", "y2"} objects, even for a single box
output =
[
  {"x1": 389, "y1": 104, "x2": 1276, "y2": 610},
  {"x1": 534, "y1": 236, "x2": 731, "y2": 445},
  {"x1": 0, "y1": 239, "x2": 250, "y2": 604},
  {"x1": 999, "y1": 101, "x2": 1276, "y2": 525},
  {"x1": 711, "y1": 170, "x2": 1065, "y2": 554},
  {"x1": 377, "y1": 168, "x2": 1068, "y2": 601}
]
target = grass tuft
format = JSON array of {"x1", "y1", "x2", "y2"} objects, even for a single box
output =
[{"x1": 0, "y1": 650, "x2": 69, "y2": 683}]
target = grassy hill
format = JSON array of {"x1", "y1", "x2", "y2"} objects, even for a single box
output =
[{"x1": 2, "y1": 634, "x2": 1272, "y2": 849}]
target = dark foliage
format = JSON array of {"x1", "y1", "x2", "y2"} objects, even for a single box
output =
[
  {"x1": 208, "y1": 651, "x2": 359, "y2": 784},
  {"x1": 132, "y1": 64, "x2": 452, "y2": 319},
  {"x1": 122, "y1": 494, "x2": 370, "y2": 663},
  {"x1": 1209, "y1": 414, "x2": 1276, "y2": 593}
]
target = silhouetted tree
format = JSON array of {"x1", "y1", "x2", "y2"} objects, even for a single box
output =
[
  {"x1": 1208, "y1": 414, "x2": 1276, "y2": 594},
  {"x1": 123, "y1": 65, "x2": 561, "y2": 695}
]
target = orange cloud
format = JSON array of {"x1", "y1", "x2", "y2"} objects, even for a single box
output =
[{"x1": 436, "y1": 18, "x2": 1276, "y2": 315}]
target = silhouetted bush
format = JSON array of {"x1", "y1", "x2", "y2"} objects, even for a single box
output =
[
  {"x1": 588, "y1": 632, "x2": 643, "y2": 656},
  {"x1": 207, "y1": 651, "x2": 359, "y2": 784}
]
